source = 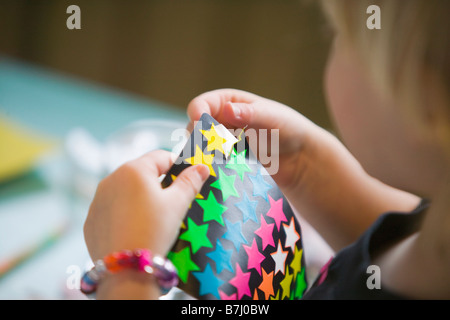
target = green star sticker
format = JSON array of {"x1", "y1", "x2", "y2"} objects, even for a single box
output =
[
  {"x1": 225, "y1": 149, "x2": 252, "y2": 181},
  {"x1": 210, "y1": 167, "x2": 239, "y2": 201},
  {"x1": 179, "y1": 218, "x2": 213, "y2": 254},
  {"x1": 168, "y1": 247, "x2": 200, "y2": 283},
  {"x1": 196, "y1": 191, "x2": 227, "y2": 226},
  {"x1": 294, "y1": 268, "x2": 308, "y2": 299}
]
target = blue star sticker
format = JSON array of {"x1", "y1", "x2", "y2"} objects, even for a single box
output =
[
  {"x1": 221, "y1": 219, "x2": 248, "y2": 252},
  {"x1": 192, "y1": 263, "x2": 224, "y2": 299},
  {"x1": 206, "y1": 239, "x2": 234, "y2": 274},
  {"x1": 248, "y1": 168, "x2": 272, "y2": 202},
  {"x1": 234, "y1": 192, "x2": 258, "y2": 223}
]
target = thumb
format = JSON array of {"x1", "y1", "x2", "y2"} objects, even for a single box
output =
[{"x1": 168, "y1": 164, "x2": 210, "y2": 210}]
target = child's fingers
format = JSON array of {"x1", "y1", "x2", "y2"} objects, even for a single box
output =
[
  {"x1": 221, "y1": 100, "x2": 289, "y2": 132},
  {"x1": 167, "y1": 164, "x2": 210, "y2": 213},
  {"x1": 187, "y1": 88, "x2": 260, "y2": 124},
  {"x1": 131, "y1": 149, "x2": 175, "y2": 177},
  {"x1": 187, "y1": 89, "x2": 293, "y2": 133}
]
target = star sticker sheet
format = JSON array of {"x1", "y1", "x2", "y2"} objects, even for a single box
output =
[{"x1": 162, "y1": 113, "x2": 307, "y2": 300}]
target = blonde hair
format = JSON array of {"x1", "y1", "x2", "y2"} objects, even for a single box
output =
[{"x1": 321, "y1": 0, "x2": 450, "y2": 148}]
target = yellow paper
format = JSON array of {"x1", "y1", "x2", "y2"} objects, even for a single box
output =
[{"x1": 0, "y1": 118, "x2": 54, "y2": 182}]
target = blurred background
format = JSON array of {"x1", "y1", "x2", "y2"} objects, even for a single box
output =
[{"x1": 0, "y1": 0, "x2": 333, "y2": 299}]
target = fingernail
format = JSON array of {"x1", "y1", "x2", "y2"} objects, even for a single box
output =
[
  {"x1": 229, "y1": 102, "x2": 241, "y2": 118},
  {"x1": 196, "y1": 164, "x2": 210, "y2": 180}
]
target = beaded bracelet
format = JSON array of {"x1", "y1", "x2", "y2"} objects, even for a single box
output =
[{"x1": 80, "y1": 249, "x2": 178, "y2": 295}]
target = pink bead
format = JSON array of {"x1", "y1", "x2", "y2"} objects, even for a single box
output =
[{"x1": 134, "y1": 249, "x2": 152, "y2": 272}]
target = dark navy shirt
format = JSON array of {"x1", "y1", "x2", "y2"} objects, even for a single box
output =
[{"x1": 302, "y1": 200, "x2": 429, "y2": 299}]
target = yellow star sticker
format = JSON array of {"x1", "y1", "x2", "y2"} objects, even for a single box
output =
[
  {"x1": 269, "y1": 289, "x2": 280, "y2": 300},
  {"x1": 184, "y1": 145, "x2": 216, "y2": 177},
  {"x1": 200, "y1": 123, "x2": 228, "y2": 155},
  {"x1": 280, "y1": 267, "x2": 294, "y2": 300},
  {"x1": 290, "y1": 247, "x2": 303, "y2": 280},
  {"x1": 200, "y1": 123, "x2": 239, "y2": 157}
]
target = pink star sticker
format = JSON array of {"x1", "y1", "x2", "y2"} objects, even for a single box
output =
[
  {"x1": 266, "y1": 195, "x2": 287, "y2": 231},
  {"x1": 254, "y1": 214, "x2": 275, "y2": 250},
  {"x1": 243, "y1": 239, "x2": 266, "y2": 275},
  {"x1": 219, "y1": 290, "x2": 237, "y2": 300},
  {"x1": 229, "y1": 263, "x2": 252, "y2": 299}
]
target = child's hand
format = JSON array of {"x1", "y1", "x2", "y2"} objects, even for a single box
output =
[
  {"x1": 84, "y1": 150, "x2": 210, "y2": 262},
  {"x1": 187, "y1": 89, "x2": 420, "y2": 251},
  {"x1": 187, "y1": 88, "x2": 321, "y2": 190}
]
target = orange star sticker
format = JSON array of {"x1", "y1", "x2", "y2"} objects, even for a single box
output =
[
  {"x1": 258, "y1": 269, "x2": 275, "y2": 300},
  {"x1": 253, "y1": 288, "x2": 259, "y2": 300}
]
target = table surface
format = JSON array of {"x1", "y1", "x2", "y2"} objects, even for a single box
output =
[{"x1": 0, "y1": 57, "x2": 187, "y2": 299}]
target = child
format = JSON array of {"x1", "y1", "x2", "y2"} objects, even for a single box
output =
[{"x1": 83, "y1": 0, "x2": 450, "y2": 299}]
